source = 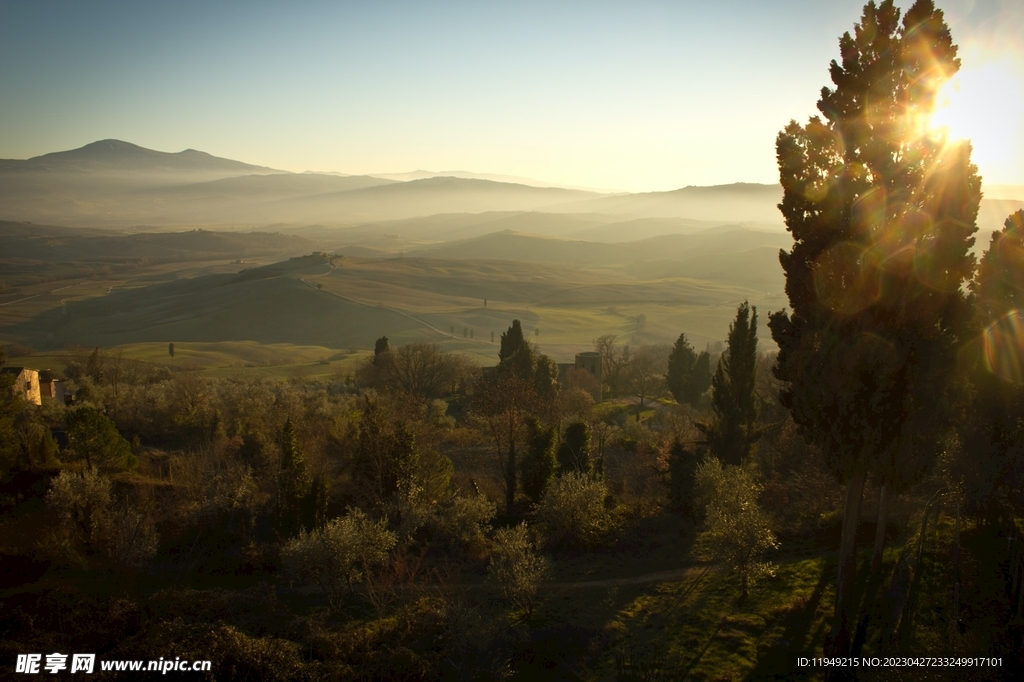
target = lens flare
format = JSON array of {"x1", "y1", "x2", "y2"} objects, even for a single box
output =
[
  {"x1": 852, "y1": 187, "x2": 887, "y2": 239},
  {"x1": 983, "y1": 309, "x2": 1024, "y2": 383}
]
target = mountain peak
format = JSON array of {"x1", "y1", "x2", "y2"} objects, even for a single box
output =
[{"x1": 22, "y1": 140, "x2": 281, "y2": 174}]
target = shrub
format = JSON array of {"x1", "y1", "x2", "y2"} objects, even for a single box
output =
[
  {"x1": 46, "y1": 468, "x2": 113, "y2": 554},
  {"x1": 694, "y1": 457, "x2": 778, "y2": 600},
  {"x1": 111, "y1": 620, "x2": 303, "y2": 682},
  {"x1": 280, "y1": 508, "x2": 397, "y2": 611},
  {"x1": 106, "y1": 499, "x2": 160, "y2": 568},
  {"x1": 535, "y1": 472, "x2": 617, "y2": 550},
  {"x1": 428, "y1": 493, "x2": 496, "y2": 552},
  {"x1": 172, "y1": 450, "x2": 267, "y2": 544},
  {"x1": 45, "y1": 468, "x2": 158, "y2": 569},
  {"x1": 488, "y1": 523, "x2": 549, "y2": 618}
]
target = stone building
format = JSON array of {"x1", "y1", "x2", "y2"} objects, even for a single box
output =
[
  {"x1": 1, "y1": 367, "x2": 41, "y2": 406},
  {"x1": 38, "y1": 370, "x2": 67, "y2": 404},
  {"x1": 574, "y1": 351, "x2": 603, "y2": 385}
]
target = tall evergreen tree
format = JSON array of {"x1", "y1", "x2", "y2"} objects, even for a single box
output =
[
  {"x1": 499, "y1": 319, "x2": 535, "y2": 380},
  {"x1": 666, "y1": 333, "x2": 712, "y2": 407},
  {"x1": 533, "y1": 353, "x2": 560, "y2": 401},
  {"x1": 974, "y1": 210, "x2": 1024, "y2": 322},
  {"x1": 768, "y1": 0, "x2": 979, "y2": 658},
  {"x1": 664, "y1": 439, "x2": 699, "y2": 518},
  {"x1": 521, "y1": 418, "x2": 557, "y2": 504},
  {"x1": 373, "y1": 336, "x2": 390, "y2": 365},
  {"x1": 557, "y1": 422, "x2": 593, "y2": 476},
  {"x1": 278, "y1": 418, "x2": 312, "y2": 537},
  {"x1": 952, "y1": 209, "x2": 1024, "y2": 528},
  {"x1": 352, "y1": 398, "x2": 418, "y2": 508},
  {"x1": 699, "y1": 302, "x2": 759, "y2": 466}
]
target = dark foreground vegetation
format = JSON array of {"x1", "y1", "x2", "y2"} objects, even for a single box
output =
[{"x1": 2, "y1": 290, "x2": 1023, "y2": 680}]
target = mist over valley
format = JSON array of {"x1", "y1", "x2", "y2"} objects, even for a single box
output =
[{"x1": 0, "y1": 139, "x2": 824, "y2": 366}]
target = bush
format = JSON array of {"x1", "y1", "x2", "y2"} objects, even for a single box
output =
[
  {"x1": 488, "y1": 523, "x2": 549, "y2": 618},
  {"x1": 280, "y1": 508, "x2": 397, "y2": 611},
  {"x1": 45, "y1": 468, "x2": 158, "y2": 568},
  {"x1": 46, "y1": 468, "x2": 113, "y2": 555},
  {"x1": 106, "y1": 499, "x2": 160, "y2": 568},
  {"x1": 112, "y1": 620, "x2": 303, "y2": 682},
  {"x1": 535, "y1": 472, "x2": 617, "y2": 550},
  {"x1": 427, "y1": 493, "x2": 496, "y2": 552},
  {"x1": 694, "y1": 457, "x2": 778, "y2": 600},
  {"x1": 172, "y1": 451, "x2": 267, "y2": 543}
]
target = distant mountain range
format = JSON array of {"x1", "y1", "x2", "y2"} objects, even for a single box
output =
[
  {"x1": 0, "y1": 140, "x2": 1020, "y2": 233},
  {"x1": 371, "y1": 169, "x2": 617, "y2": 193}
]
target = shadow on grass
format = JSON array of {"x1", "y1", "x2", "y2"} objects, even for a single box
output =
[
  {"x1": 744, "y1": 561, "x2": 831, "y2": 681},
  {"x1": 680, "y1": 620, "x2": 725, "y2": 681},
  {"x1": 509, "y1": 624, "x2": 593, "y2": 681},
  {"x1": 851, "y1": 556, "x2": 891, "y2": 656}
]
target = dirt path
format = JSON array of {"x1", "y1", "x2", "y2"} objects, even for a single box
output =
[
  {"x1": 546, "y1": 564, "x2": 708, "y2": 589},
  {"x1": 623, "y1": 395, "x2": 675, "y2": 414},
  {"x1": 0, "y1": 281, "x2": 91, "y2": 308},
  {"x1": 0, "y1": 294, "x2": 41, "y2": 307}
]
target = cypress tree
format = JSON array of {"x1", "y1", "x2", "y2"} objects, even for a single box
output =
[
  {"x1": 499, "y1": 319, "x2": 535, "y2": 380},
  {"x1": 557, "y1": 422, "x2": 593, "y2": 476},
  {"x1": 521, "y1": 418, "x2": 557, "y2": 504},
  {"x1": 768, "y1": 0, "x2": 978, "y2": 658},
  {"x1": 373, "y1": 336, "x2": 390, "y2": 365},
  {"x1": 665, "y1": 439, "x2": 699, "y2": 518},
  {"x1": 278, "y1": 418, "x2": 312, "y2": 537},
  {"x1": 666, "y1": 333, "x2": 712, "y2": 407},
  {"x1": 699, "y1": 302, "x2": 759, "y2": 465},
  {"x1": 352, "y1": 398, "x2": 418, "y2": 508}
]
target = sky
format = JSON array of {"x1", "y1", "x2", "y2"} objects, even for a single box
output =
[{"x1": 1, "y1": 0, "x2": 1022, "y2": 192}]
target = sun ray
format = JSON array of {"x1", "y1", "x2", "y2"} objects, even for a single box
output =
[{"x1": 928, "y1": 58, "x2": 1024, "y2": 181}]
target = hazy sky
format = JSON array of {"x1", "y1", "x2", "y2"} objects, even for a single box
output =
[{"x1": 1, "y1": 0, "x2": 1022, "y2": 191}]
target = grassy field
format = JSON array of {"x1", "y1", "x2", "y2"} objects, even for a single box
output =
[
  {"x1": 5, "y1": 342, "x2": 373, "y2": 380},
  {"x1": 2, "y1": 246, "x2": 781, "y2": 366},
  {"x1": 311, "y1": 257, "x2": 779, "y2": 358}
]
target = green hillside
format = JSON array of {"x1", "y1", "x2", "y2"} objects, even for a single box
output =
[{"x1": 9, "y1": 260, "x2": 437, "y2": 351}]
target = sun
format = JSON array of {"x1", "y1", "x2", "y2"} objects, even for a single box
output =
[{"x1": 927, "y1": 57, "x2": 1024, "y2": 182}]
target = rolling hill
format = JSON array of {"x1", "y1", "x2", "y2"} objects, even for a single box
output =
[
  {"x1": 551, "y1": 182, "x2": 787, "y2": 223},
  {"x1": 408, "y1": 225, "x2": 792, "y2": 267},
  {"x1": 0, "y1": 221, "x2": 313, "y2": 287},
  {"x1": 9, "y1": 256, "x2": 434, "y2": 350}
]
